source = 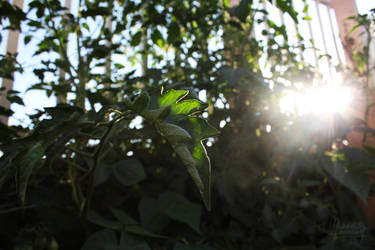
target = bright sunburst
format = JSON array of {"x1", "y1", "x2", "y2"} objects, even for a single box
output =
[{"x1": 280, "y1": 85, "x2": 353, "y2": 116}]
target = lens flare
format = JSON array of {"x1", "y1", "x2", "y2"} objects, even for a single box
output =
[{"x1": 280, "y1": 85, "x2": 352, "y2": 116}]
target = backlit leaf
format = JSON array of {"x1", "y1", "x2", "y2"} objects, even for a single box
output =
[
  {"x1": 159, "y1": 122, "x2": 192, "y2": 143},
  {"x1": 158, "y1": 89, "x2": 188, "y2": 107},
  {"x1": 323, "y1": 160, "x2": 370, "y2": 203}
]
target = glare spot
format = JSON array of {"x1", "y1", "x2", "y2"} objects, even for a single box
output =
[
  {"x1": 206, "y1": 137, "x2": 215, "y2": 147},
  {"x1": 88, "y1": 139, "x2": 100, "y2": 146},
  {"x1": 129, "y1": 116, "x2": 143, "y2": 129},
  {"x1": 109, "y1": 112, "x2": 117, "y2": 121},
  {"x1": 215, "y1": 98, "x2": 224, "y2": 109},
  {"x1": 130, "y1": 138, "x2": 142, "y2": 144},
  {"x1": 280, "y1": 85, "x2": 352, "y2": 116},
  {"x1": 266, "y1": 124, "x2": 271, "y2": 133},
  {"x1": 199, "y1": 90, "x2": 207, "y2": 102},
  {"x1": 94, "y1": 103, "x2": 103, "y2": 112},
  {"x1": 219, "y1": 120, "x2": 226, "y2": 128},
  {"x1": 294, "y1": 82, "x2": 303, "y2": 89},
  {"x1": 127, "y1": 151, "x2": 134, "y2": 156}
]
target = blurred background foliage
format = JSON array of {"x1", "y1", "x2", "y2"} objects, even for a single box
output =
[{"x1": 0, "y1": 0, "x2": 375, "y2": 249}]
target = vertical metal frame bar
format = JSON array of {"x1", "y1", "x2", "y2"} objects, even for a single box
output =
[
  {"x1": 307, "y1": 1, "x2": 318, "y2": 69},
  {"x1": 326, "y1": 4, "x2": 342, "y2": 65},
  {"x1": 0, "y1": 0, "x2": 24, "y2": 125},
  {"x1": 315, "y1": 0, "x2": 332, "y2": 80},
  {"x1": 57, "y1": 0, "x2": 72, "y2": 103}
]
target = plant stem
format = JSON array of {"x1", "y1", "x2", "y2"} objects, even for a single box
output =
[
  {"x1": 0, "y1": 205, "x2": 36, "y2": 215},
  {"x1": 84, "y1": 115, "x2": 126, "y2": 216}
]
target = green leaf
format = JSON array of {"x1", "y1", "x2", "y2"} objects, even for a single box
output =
[
  {"x1": 275, "y1": 0, "x2": 298, "y2": 23},
  {"x1": 174, "y1": 243, "x2": 216, "y2": 250},
  {"x1": 151, "y1": 29, "x2": 163, "y2": 48},
  {"x1": 114, "y1": 63, "x2": 125, "y2": 69},
  {"x1": 132, "y1": 92, "x2": 150, "y2": 113},
  {"x1": 173, "y1": 143, "x2": 204, "y2": 193},
  {"x1": 82, "y1": 22, "x2": 90, "y2": 31},
  {"x1": 154, "y1": 90, "x2": 219, "y2": 210},
  {"x1": 184, "y1": 117, "x2": 220, "y2": 139},
  {"x1": 87, "y1": 210, "x2": 122, "y2": 230},
  {"x1": 223, "y1": 0, "x2": 230, "y2": 7},
  {"x1": 158, "y1": 90, "x2": 206, "y2": 116},
  {"x1": 24, "y1": 35, "x2": 32, "y2": 45},
  {"x1": 81, "y1": 6, "x2": 111, "y2": 17},
  {"x1": 303, "y1": 4, "x2": 309, "y2": 14},
  {"x1": 18, "y1": 142, "x2": 44, "y2": 204},
  {"x1": 81, "y1": 230, "x2": 151, "y2": 250},
  {"x1": 0, "y1": 106, "x2": 13, "y2": 117},
  {"x1": 112, "y1": 159, "x2": 146, "y2": 186},
  {"x1": 7, "y1": 95, "x2": 24, "y2": 105},
  {"x1": 110, "y1": 208, "x2": 166, "y2": 239},
  {"x1": 159, "y1": 122, "x2": 192, "y2": 143},
  {"x1": 158, "y1": 192, "x2": 202, "y2": 233},
  {"x1": 349, "y1": 23, "x2": 362, "y2": 34},
  {"x1": 131, "y1": 31, "x2": 143, "y2": 46},
  {"x1": 343, "y1": 147, "x2": 375, "y2": 171},
  {"x1": 237, "y1": 0, "x2": 251, "y2": 22},
  {"x1": 156, "y1": 38, "x2": 164, "y2": 48},
  {"x1": 158, "y1": 89, "x2": 188, "y2": 107},
  {"x1": 93, "y1": 163, "x2": 112, "y2": 187},
  {"x1": 167, "y1": 21, "x2": 181, "y2": 44},
  {"x1": 110, "y1": 207, "x2": 138, "y2": 225},
  {"x1": 323, "y1": 160, "x2": 370, "y2": 203},
  {"x1": 139, "y1": 197, "x2": 168, "y2": 233},
  {"x1": 119, "y1": 232, "x2": 151, "y2": 250},
  {"x1": 278, "y1": 246, "x2": 317, "y2": 250},
  {"x1": 142, "y1": 105, "x2": 171, "y2": 122},
  {"x1": 171, "y1": 100, "x2": 206, "y2": 115},
  {"x1": 81, "y1": 229, "x2": 118, "y2": 250},
  {"x1": 176, "y1": 117, "x2": 219, "y2": 209},
  {"x1": 364, "y1": 146, "x2": 375, "y2": 156}
]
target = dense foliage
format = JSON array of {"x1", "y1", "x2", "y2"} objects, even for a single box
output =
[{"x1": 0, "y1": 0, "x2": 375, "y2": 249}]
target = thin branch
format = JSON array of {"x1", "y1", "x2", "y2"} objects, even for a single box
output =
[
  {"x1": 66, "y1": 146, "x2": 94, "y2": 158},
  {"x1": 60, "y1": 157, "x2": 89, "y2": 172},
  {"x1": 85, "y1": 115, "x2": 126, "y2": 214},
  {"x1": 0, "y1": 205, "x2": 36, "y2": 215},
  {"x1": 44, "y1": 2, "x2": 78, "y2": 79}
]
